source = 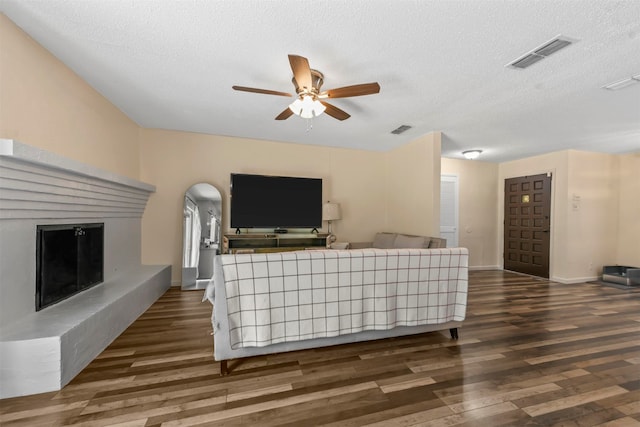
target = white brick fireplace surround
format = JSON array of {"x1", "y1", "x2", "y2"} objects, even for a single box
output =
[{"x1": 0, "y1": 139, "x2": 171, "y2": 399}]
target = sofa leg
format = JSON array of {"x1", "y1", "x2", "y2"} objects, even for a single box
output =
[
  {"x1": 449, "y1": 328, "x2": 459, "y2": 340},
  {"x1": 220, "y1": 360, "x2": 228, "y2": 376}
]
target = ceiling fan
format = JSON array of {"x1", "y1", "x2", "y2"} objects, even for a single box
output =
[{"x1": 232, "y1": 54, "x2": 380, "y2": 121}]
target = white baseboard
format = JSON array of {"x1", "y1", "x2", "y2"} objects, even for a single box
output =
[
  {"x1": 469, "y1": 265, "x2": 501, "y2": 271},
  {"x1": 550, "y1": 275, "x2": 599, "y2": 284},
  {"x1": 469, "y1": 267, "x2": 598, "y2": 284}
]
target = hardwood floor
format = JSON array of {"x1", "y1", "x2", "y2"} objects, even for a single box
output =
[{"x1": 1, "y1": 270, "x2": 639, "y2": 426}]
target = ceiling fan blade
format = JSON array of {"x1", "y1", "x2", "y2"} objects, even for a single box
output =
[
  {"x1": 288, "y1": 55, "x2": 313, "y2": 90},
  {"x1": 275, "y1": 108, "x2": 294, "y2": 120},
  {"x1": 232, "y1": 86, "x2": 292, "y2": 97},
  {"x1": 323, "y1": 82, "x2": 380, "y2": 99},
  {"x1": 320, "y1": 101, "x2": 350, "y2": 121}
]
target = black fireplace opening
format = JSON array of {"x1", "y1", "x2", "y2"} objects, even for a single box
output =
[{"x1": 36, "y1": 223, "x2": 104, "y2": 311}]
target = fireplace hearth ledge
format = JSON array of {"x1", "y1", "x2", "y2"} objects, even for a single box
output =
[{"x1": 0, "y1": 265, "x2": 170, "y2": 399}]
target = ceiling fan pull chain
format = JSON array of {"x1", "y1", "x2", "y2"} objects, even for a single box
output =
[{"x1": 305, "y1": 118, "x2": 313, "y2": 132}]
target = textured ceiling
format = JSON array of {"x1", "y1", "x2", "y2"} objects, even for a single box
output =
[{"x1": 1, "y1": 0, "x2": 639, "y2": 162}]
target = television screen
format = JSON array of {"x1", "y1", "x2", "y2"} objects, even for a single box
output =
[{"x1": 230, "y1": 173, "x2": 322, "y2": 229}]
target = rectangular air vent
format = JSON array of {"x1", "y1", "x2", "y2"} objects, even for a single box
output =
[
  {"x1": 534, "y1": 38, "x2": 573, "y2": 57},
  {"x1": 506, "y1": 35, "x2": 576, "y2": 69},
  {"x1": 602, "y1": 74, "x2": 640, "y2": 90},
  {"x1": 391, "y1": 125, "x2": 412, "y2": 135},
  {"x1": 510, "y1": 54, "x2": 545, "y2": 69}
]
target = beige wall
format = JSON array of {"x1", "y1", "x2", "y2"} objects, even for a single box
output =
[
  {"x1": 498, "y1": 149, "x2": 633, "y2": 283},
  {"x1": 139, "y1": 129, "x2": 392, "y2": 283},
  {"x1": 616, "y1": 153, "x2": 640, "y2": 266},
  {"x1": 0, "y1": 15, "x2": 140, "y2": 179},
  {"x1": 441, "y1": 157, "x2": 499, "y2": 268},
  {"x1": 565, "y1": 150, "x2": 620, "y2": 279},
  {"x1": 139, "y1": 129, "x2": 442, "y2": 284},
  {"x1": 386, "y1": 132, "x2": 441, "y2": 236}
]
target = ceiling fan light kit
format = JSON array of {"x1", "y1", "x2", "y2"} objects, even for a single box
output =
[
  {"x1": 289, "y1": 95, "x2": 326, "y2": 118},
  {"x1": 233, "y1": 54, "x2": 380, "y2": 122}
]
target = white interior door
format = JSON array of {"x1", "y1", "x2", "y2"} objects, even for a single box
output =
[{"x1": 440, "y1": 175, "x2": 459, "y2": 247}]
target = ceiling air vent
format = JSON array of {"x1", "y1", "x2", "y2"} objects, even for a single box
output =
[
  {"x1": 391, "y1": 125, "x2": 412, "y2": 135},
  {"x1": 506, "y1": 35, "x2": 576, "y2": 69},
  {"x1": 602, "y1": 74, "x2": 640, "y2": 90}
]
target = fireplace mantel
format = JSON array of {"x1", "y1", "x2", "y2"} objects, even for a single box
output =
[
  {"x1": 0, "y1": 139, "x2": 170, "y2": 399},
  {"x1": 0, "y1": 138, "x2": 155, "y2": 220},
  {"x1": 0, "y1": 139, "x2": 155, "y2": 191}
]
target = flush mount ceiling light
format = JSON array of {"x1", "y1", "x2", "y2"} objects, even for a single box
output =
[
  {"x1": 506, "y1": 34, "x2": 576, "y2": 69},
  {"x1": 602, "y1": 74, "x2": 640, "y2": 90},
  {"x1": 462, "y1": 150, "x2": 483, "y2": 160}
]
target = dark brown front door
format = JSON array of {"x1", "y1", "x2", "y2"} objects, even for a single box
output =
[{"x1": 504, "y1": 173, "x2": 551, "y2": 278}]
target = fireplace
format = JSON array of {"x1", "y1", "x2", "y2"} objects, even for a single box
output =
[
  {"x1": 36, "y1": 223, "x2": 104, "y2": 311},
  {"x1": 1, "y1": 139, "x2": 170, "y2": 399}
]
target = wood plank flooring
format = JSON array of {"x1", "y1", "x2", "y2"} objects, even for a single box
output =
[{"x1": 1, "y1": 270, "x2": 639, "y2": 426}]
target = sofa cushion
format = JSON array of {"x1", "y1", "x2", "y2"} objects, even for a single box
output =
[
  {"x1": 394, "y1": 234, "x2": 428, "y2": 249},
  {"x1": 428, "y1": 237, "x2": 446, "y2": 248},
  {"x1": 372, "y1": 232, "x2": 397, "y2": 249}
]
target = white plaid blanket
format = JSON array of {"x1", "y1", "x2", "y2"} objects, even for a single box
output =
[{"x1": 220, "y1": 248, "x2": 468, "y2": 349}]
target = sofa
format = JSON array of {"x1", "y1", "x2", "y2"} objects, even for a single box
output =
[
  {"x1": 350, "y1": 232, "x2": 447, "y2": 250},
  {"x1": 207, "y1": 245, "x2": 468, "y2": 375}
]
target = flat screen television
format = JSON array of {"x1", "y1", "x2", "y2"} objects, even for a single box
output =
[{"x1": 230, "y1": 173, "x2": 322, "y2": 230}]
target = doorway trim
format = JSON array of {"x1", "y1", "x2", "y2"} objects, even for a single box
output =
[{"x1": 440, "y1": 174, "x2": 459, "y2": 248}]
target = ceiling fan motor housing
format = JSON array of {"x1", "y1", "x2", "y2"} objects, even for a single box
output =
[{"x1": 293, "y1": 69, "x2": 324, "y2": 97}]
